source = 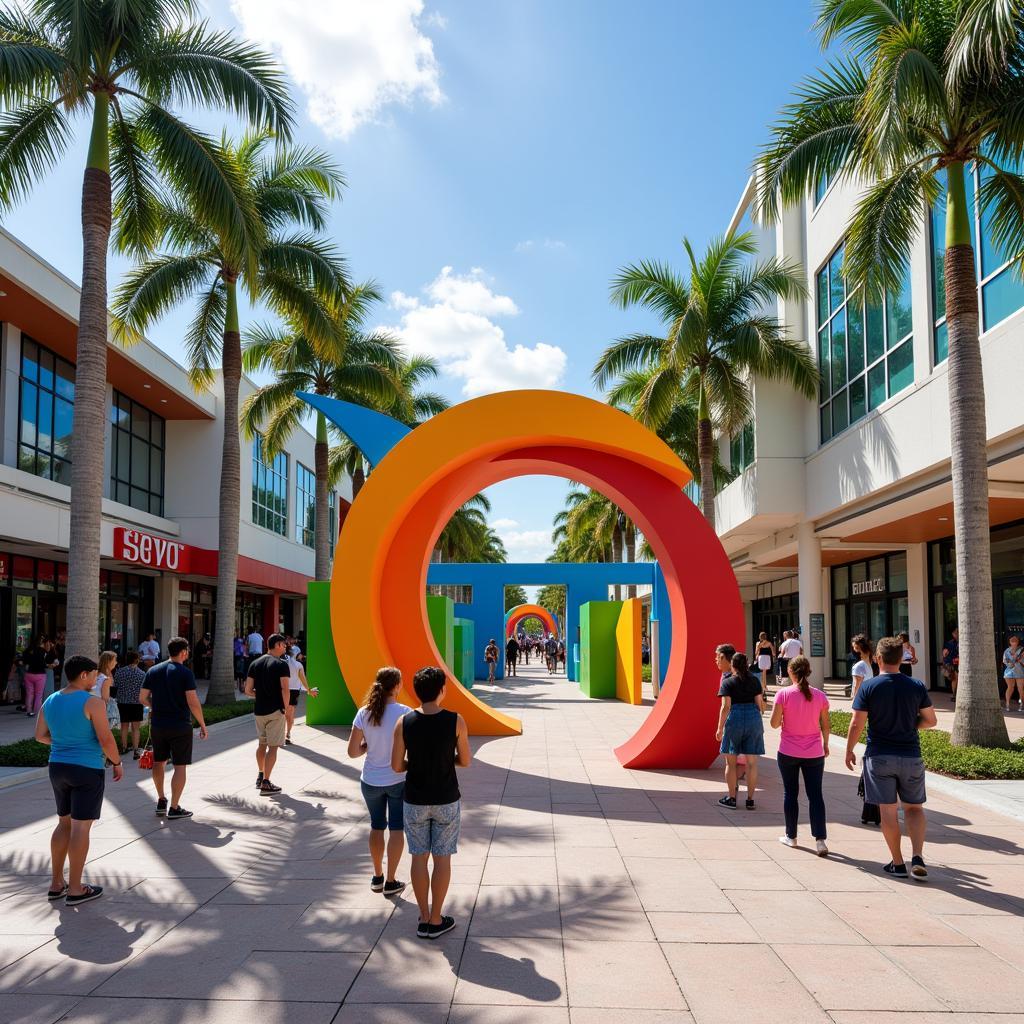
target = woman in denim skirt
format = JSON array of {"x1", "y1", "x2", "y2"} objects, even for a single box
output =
[{"x1": 715, "y1": 652, "x2": 765, "y2": 809}]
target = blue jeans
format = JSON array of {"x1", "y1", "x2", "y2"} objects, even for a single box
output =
[
  {"x1": 777, "y1": 753, "x2": 826, "y2": 840},
  {"x1": 361, "y1": 780, "x2": 405, "y2": 831}
]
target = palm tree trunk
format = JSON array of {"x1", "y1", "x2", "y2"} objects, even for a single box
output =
[
  {"x1": 352, "y1": 461, "x2": 365, "y2": 498},
  {"x1": 209, "y1": 276, "x2": 241, "y2": 705},
  {"x1": 944, "y1": 162, "x2": 1009, "y2": 749},
  {"x1": 625, "y1": 521, "x2": 637, "y2": 599},
  {"x1": 66, "y1": 93, "x2": 112, "y2": 659},
  {"x1": 697, "y1": 409, "x2": 716, "y2": 529},
  {"x1": 612, "y1": 521, "x2": 623, "y2": 601},
  {"x1": 313, "y1": 411, "x2": 330, "y2": 580}
]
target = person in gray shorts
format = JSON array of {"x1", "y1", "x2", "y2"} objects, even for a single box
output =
[
  {"x1": 391, "y1": 666, "x2": 471, "y2": 940},
  {"x1": 845, "y1": 636, "x2": 937, "y2": 879}
]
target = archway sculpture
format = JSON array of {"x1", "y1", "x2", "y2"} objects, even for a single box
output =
[
  {"x1": 299, "y1": 389, "x2": 744, "y2": 769},
  {"x1": 505, "y1": 603, "x2": 559, "y2": 639}
]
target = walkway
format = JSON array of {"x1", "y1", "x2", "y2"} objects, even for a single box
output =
[{"x1": 2, "y1": 662, "x2": 1024, "y2": 1023}]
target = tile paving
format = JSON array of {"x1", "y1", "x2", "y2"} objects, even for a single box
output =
[{"x1": 1, "y1": 661, "x2": 1023, "y2": 1023}]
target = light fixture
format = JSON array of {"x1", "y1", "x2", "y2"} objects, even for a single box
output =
[
  {"x1": 0, "y1": 290, "x2": 7, "y2": 297},
  {"x1": 160, "y1": 398, "x2": 168, "y2": 404},
  {"x1": 938, "y1": 516, "x2": 949, "y2": 521},
  {"x1": 143, "y1": 383, "x2": 152, "y2": 389}
]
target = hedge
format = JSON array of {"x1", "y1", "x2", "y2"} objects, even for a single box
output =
[
  {"x1": 829, "y1": 710, "x2": 1024, "y2": 780},
  {"x1": 0, "y1": 700, "x2": 254, "y2": 769}
]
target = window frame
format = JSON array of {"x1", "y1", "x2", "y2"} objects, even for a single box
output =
[
  {"x1": 295, "y1": 461, "x2": 316, "y2": 548},
  {"x1": 251, "y1": 430, "x2": 289, "y2": 537},
  {"x1": 17, "y1": 336, "x2": 75, "y2": 484},
  {"x1": 109, "y1": 389, "x2": 165, "y2": 516}
]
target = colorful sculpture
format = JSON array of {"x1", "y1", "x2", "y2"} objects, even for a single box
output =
[
  {"x1": 299, "y1": 389, "x2": 744, "y2": 769},
  {"x1": 504, "y1": 603, "x2": 559, "y2": 639}
]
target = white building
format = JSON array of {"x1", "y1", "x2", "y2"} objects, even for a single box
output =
[
  {"x1": 716, "y1": 171, "x2": 1024, "y2": 692},
  {"x1": 0, "y1": 229, "x2": 349, "y2": 677}
]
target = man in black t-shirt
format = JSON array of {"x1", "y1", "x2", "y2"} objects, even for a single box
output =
[
  {"x1": 244, "y1": 633, "x2": 290, "y2": 795},
  {"x1": 505, "y1": 636, "x2": 519, "y2": 678},
  {"x1": 140, "y1": 637, "x2": 208, "y2": 820}
]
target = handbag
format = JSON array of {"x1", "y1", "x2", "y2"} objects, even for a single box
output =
[
  {"x1": 857, "y1": 774, "x2": 880, "y2": 826},
  {"x1": 138, "y1": 734, "x2": 154, "y2": 770}
]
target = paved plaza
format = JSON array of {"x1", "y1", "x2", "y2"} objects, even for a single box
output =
[{"x1": 2, "y1": 662, "x2": 1024, "y2": 1023}]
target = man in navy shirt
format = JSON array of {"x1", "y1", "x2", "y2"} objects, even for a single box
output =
[{"x1": 845, "y1": 636, "x2": 937, "y2": 879}]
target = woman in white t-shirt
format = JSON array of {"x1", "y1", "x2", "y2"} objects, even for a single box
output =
[
  {"x1": 850, "y1": 633, "x2": 875, "y2": 701},
  {"x1": 283, "y1": 645, "x2": 318, "y2": 745},
  {"x1": 348, "y1": 667, "x2": 411, "y2": 897}
]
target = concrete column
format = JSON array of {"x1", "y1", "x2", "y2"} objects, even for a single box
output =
[
  {"x1": 906, "y1": 542, "x2": 929, "y2": 687},
  {"x1": 153, "y1": 574, "x2": 178, "y2": 650},
  {"x1": 798, "y1": 522, "x2": 825, "y2": 680},
  {"x1": 1, "y1": 322, "x2": 21, "y2": 468}
]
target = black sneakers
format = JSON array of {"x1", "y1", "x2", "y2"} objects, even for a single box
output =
[
  {"x1": 66, "y1": 884, "x2": 103, "y2": 906},
  {"x1": 155, "y1": 797, "x2": 168, "y2": 817},
  {"x1": 911, "y1": 855, "x2": 928, "y2": 880},
  {"x1": 370, "y1": 875, "x2": 385, "y2": 893},
  {"x1": 256, "y1": 773, "x2": 264, "y2": 790},
  {"x1": 416, "y1": 920, "x2": 430, "y2": 939},
  {"x1": 718, "y1": 796, "x2": 737, "y2": 808},
  {"x1": 383, "y1": 879, "x2": 406, "y2": 897},
  {"x1": 883, "y1": 861, "x2": 909, "y2": 878},
  {"x1": 167, "y1": 806, "x2": 193, "y2": 819},
  {"x1": 427, "y1": 916, "x2": 456, "y2": 939}
]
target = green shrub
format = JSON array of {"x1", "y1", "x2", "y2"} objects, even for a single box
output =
[
  {"x1": 0, "y1": 700, "x2": 253, "y2": 768},
  {"x1": 829, "y1": 710, "x2": 1024, "y2": 780}
]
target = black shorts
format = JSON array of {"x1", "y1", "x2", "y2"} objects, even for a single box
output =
[
  {"x1": 117, "y1": 702, "x2": 144, "y2": 723},
  {"x1": 150, "y1": 726, "x2": 194, "y2": 765},
  {"x1": 288, "y1": 689, "x2": 301, "y2": 706},
  {"x1": 49, "y1": 762, "x2": 105, "y2": 821}
]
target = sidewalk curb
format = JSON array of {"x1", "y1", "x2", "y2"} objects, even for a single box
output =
[{"x1": 0, "y1": 710, "x2": 256, "y2": 792}]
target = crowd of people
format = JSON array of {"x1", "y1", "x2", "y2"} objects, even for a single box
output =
[{"x1": 489, "y1": 632, "x2": 566, "y2": 680}]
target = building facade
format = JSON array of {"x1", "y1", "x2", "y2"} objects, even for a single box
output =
[
  {"x1": 717, "y1": 171, "x2": 1024, "y2": 692},
  {"x1": 0, "y1": 229, "x2": 349, "y2": 679}
]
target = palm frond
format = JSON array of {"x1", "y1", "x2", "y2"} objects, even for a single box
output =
[{"x1": 0, "y1": 98, "x2": 71, "y2": 210}]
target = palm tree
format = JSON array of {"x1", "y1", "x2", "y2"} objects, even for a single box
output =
[
  {"x1": 434, "y1": 495, "x2": 507, "y2": 563},
  {"x1": 113, "y1": 132, "x2": 346, "y2": 704},
  {"x1": 756, "y1": 0, "x2": 1014, "y2": 747},
  {"x1": 552, "y1": 488, "x2": 621, "y2": 574},
  {"x1": 0, "y1": 1, "x2": 291, "y2": 656},
  {"x1": 240, "y1": 284, "x2": 403, "y2": 580},
  {"x1": 593, "y1": 232, "x2": 816, "y2": 530}
]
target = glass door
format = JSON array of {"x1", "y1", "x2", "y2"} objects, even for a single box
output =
[
  {"x1": 997, "y1": 583, "x2": 1024, "y2": 699},
  {"x1": 14, "y1": 594, "x2": 34, "y2": 652}
]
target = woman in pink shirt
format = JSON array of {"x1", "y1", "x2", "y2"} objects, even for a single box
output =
[{"x1": 769, "y1": 655, "x2": 830, "y2": 856}]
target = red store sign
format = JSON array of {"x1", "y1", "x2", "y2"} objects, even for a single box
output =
[{"x1": 114, "y1": 528, "x2": 192, "y2": 573}]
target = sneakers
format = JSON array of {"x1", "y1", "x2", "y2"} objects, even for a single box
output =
[
  {"x1": 259, "y1": 780, "x2": 282, "y2": 795},
  {"x1": 383, "y1": 879, "x2": 406, "y2": 897},
  {"x1": 370, "y1": 875, "x2": 385, "y2": 893},
  {"x1": 778, "y1": 835, "x2": 797, "y2": 848},
  {"x1": 285, "y1": 736, "x2": 292, "y2": 745},
  {"x1": 416, "y1": 920, "x2": 431, "y2": 939},
  {"x1": 883, "y1": 861, "x2": 909, "y2": 878},
  {"x1": 133, "y1": 748, "x2": 141, "y2": 760},
  {"x1": 256, "y1": 773, "x2": 264, "y2": 790},
  {"x1": 815, "y1": 839, "x2": 829, "y2": 857},
  {"x1": 745, "y1": 798, "x2": 756, "y2": 810},
  {"x1": 911, "y1": 855, "x2": 928, "y2": 880},
  {"x1": 167, "y1": 806, "x2": 193, "y2": 819},
  {"x1": 427, "y1": 915, "x2": 456, "y2": 939},
  {"x1": 718, "y1": 796, "x2": 737, "y2": 808},
  {"x1": 155, "y1": 797, "x2": 168, "y2": 817},
  {"x1": 65, "y1": 884, "x2": 103, "y2": 907}
]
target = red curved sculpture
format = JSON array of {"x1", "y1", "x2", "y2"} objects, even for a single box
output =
[{"x1": 505, "y1": 603, "x2": 559, "y2": 638}]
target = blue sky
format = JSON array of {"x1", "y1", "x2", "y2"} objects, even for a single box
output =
[{"x1": 2, "y1": 0, "x2": 824, "y2": 563}]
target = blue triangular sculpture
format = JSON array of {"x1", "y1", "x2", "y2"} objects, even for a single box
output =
[{"x1": 297, "y1": 391, "x2": 411, "y2": 468}]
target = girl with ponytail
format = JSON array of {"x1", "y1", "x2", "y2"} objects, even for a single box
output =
[
  {"x1": 770, "y1": 655, "x2": 831, "y2": 856},
  {"x1": 348, "y1": 667, "x2": 411, "y2": 897}
]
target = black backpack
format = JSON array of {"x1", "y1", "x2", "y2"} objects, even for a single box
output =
[{"x1": 857, "y1": 775, "x2": 881, "y2": 826}]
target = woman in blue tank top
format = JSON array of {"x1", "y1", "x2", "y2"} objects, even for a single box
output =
[{"x1": 35, "y1": 654, "x2": 123, "y2": 906}]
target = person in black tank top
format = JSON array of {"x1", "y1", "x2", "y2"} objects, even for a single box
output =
[{"x1": 391, "y1": 666, "x2": 471, "y2": 940}]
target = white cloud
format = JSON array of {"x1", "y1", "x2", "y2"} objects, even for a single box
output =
[
  {"x1": 515, "y1": 238, "x2": 567, "y2": 253},
  {"x1": 386, "y1": 267, "x2": 567, "y2": 397},
  {"x1": 497, "y1": 528, "x2": 553, "y2": 562},
  {"x1": 491, "y1": 517, "x2": 520, "y2": 530},
  {"x1": 229, "y1": 0, "x2": 444, "y2": 139}
]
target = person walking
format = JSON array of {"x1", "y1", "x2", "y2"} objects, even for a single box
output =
[
  {"x1": 284, "y1": 644, "x2": 318, "y2": 743},
  {"x1": 95, "y1": 651, "x2": 121, "y2": 735},
  {"x1": 484, "y1": 639, "x2": 499, "y2": 682},
  {"x1": 777, "y1": 630, "x2": 801, "y2": 687},
  {"x1": 114, "y1": 651, "x2": 147, "y2": 759},
  {"x1": 1002, "y1": 634, "x2": 1024, "y2": 711},
  {"x1": 348, "y1": 666, "x2": 410, "y2": 897},
  {"x1": 770, "y1": 655, "x2": 831, "y2": 855},
  {"x1": 897, "y1": 631, "x2": 918, "y2": 677},
  {"x1": 754, "y1": 632, "x2": 775, "y2": 699},
  {"x1": 715, "y1": 652, "x2": 765, "y2": 809},
  {"x1": 544, "y1": 634, "x2": 558, "y2": 675},
  {"x1": 391, "y1": 666, "x2": 471, "y2": 939},
  {"x1": 138, "y1": 632, "x2": 160, "y2": 670},
  {"x1": 233, "y1": 634, "x2": 246, "y2": 690},
  {"x1": 850, "y1": 633, "x2": 875, "y2": 701},
  {"x1": 245, "y1": 633, "x2": 290, "y2": 795},
  {"x1": 18, "y1": 635, "x2": 53, "y2": 718},
  {"x1": 941, "y1": 628, "x2": 959, "y2": 703},
  {"x1": 34, "y1": 655, "x2": 124, "y2": 906},
  {"x1": 845, "y1": 636, "x2": 937, "y2": 879},
  {"x1": 246, "y1": 625, "x2": 265, "y2": 668},
  {"x1": 140, "y1": 637, "x2": 208, "y2": 819},
  {"x1": 505, "y1": 635, "x2": 520, "y2": 678}
]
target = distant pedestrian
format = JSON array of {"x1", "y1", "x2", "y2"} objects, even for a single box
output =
[
  {"x1": 18, "y1": 635, "x2": 55, "y2": 717},
  {"x1": 484, "y1": 639, "x2": 499, "y2": 682},
  {"x1": 850, "y1": 633, "x2": 875, "y2": 701},
  {"x1": 941, "y1": 628, "x2": 959, "y2": 703},
  {"x1": 95, "y1": 651, "x2": 120, "y2": 733},
  {"x1": 233, "y1": 634, "x2": 246, "y2": 689},
  {"x1": 505, "y1": 635, "x2": 519, "y2": 677},
  {"x1": 544, "y1": 635, "x2": 558, "y2": 674},
  {"x1": 246, "y1": 626, "x2": 264, "y2": 676},
  {"x1": 348, "y1": 667, "x2": 410, "y2": 897},
  {"x1": 284, "y1": 644, "x2": 318, "y2": 743},
  {"x1": 754, "y1": 632, "x2": 775, "y2": 698},
  {"x1": 1003, "y1": 634, "x2": 1024, "y2": 711},
  {"x1": 714, "y1": 643, "x2": 742, "y2": 787},
  {"x1": 716, "y1": 652, "x2": 764, "y2": 809},
  {"x1": 245, "y1": 633, "x2": 290, "y2": 795},
  {"x1": 845, "y1": 637, "x2": 937, "y2": 879},
  {"x1": 35, "y1": 655, "x2": 124, "y2": 906},
  {"x1": 391, "y1": 666, "x2": 471, "y2": 939},
  {"x1": 141, "y1": 637, "x2": 208, "y2": 819},
  {"x1": 897, "y1": 631, "x2": 917, "y2": 677},
  {"x1": 770, "y1": 656, "x2": 830, "y2": 855},
  {"x1": 138, "y1": 632, "x2": 160, "y2": 670},
  {"x1": 114, "y1": 651, "x2": 147, "y2": 759},
  {"x1": 777, "y1": 630, "x2": 801, "y2": 686}
]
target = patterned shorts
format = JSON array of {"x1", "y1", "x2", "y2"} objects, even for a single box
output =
[{"x1": 403, "y1": 800, "x2": 461, "y2": 856}]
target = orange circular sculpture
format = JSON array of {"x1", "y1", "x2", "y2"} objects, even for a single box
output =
[
  {"x1": 505, "y1": 604, "x2": 558, "y2": 639},
  {"x1": 326, "y1": 389, "x2": 745, "y2": 769}
]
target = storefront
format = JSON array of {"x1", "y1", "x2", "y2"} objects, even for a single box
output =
[
  {"x1": 928, "y1": 520, "x2": 1024, "y2": 693},
  {"x1": 752, "y1": 592, "x2": 799, "y2": 652},
  {"x1": 830, "y1": 551, "x2": 909, "y2": 680}
]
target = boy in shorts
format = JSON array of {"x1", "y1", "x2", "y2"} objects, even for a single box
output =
[{"x1": 391, "y1": 666, "x2": 471, "y2": 938}]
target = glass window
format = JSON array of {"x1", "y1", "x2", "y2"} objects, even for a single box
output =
[
  {"x1": 889, "y1": 552, "x2": 908, "y2": 592},
  {"x1": 888, "y1": 338, "x2": 914, "y2": 396},
  {"x1": 110, "y1": 390, "x2": 165, "y2": 516},
  {"x1": 252, "y1": 430, "x2": 288, "y2": 536},
  {"x1": 328, "y1": 490, "x2": 337, "y2": 557},
  {"x1": 296, "y1": 462, "x2": 316, "y2": 547},
  {"x1": 849, "y1": 375, "x2": 866, "y2": 424},
  {"x1": 729, "y1": 420, "x2": 755, "y2": 476},
  {"x1": 18, "y1": 336, "x2": 75, "y2": 483},
  {"x1": 833, "y1": 565, "x2": 849, "y2": 600}
]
